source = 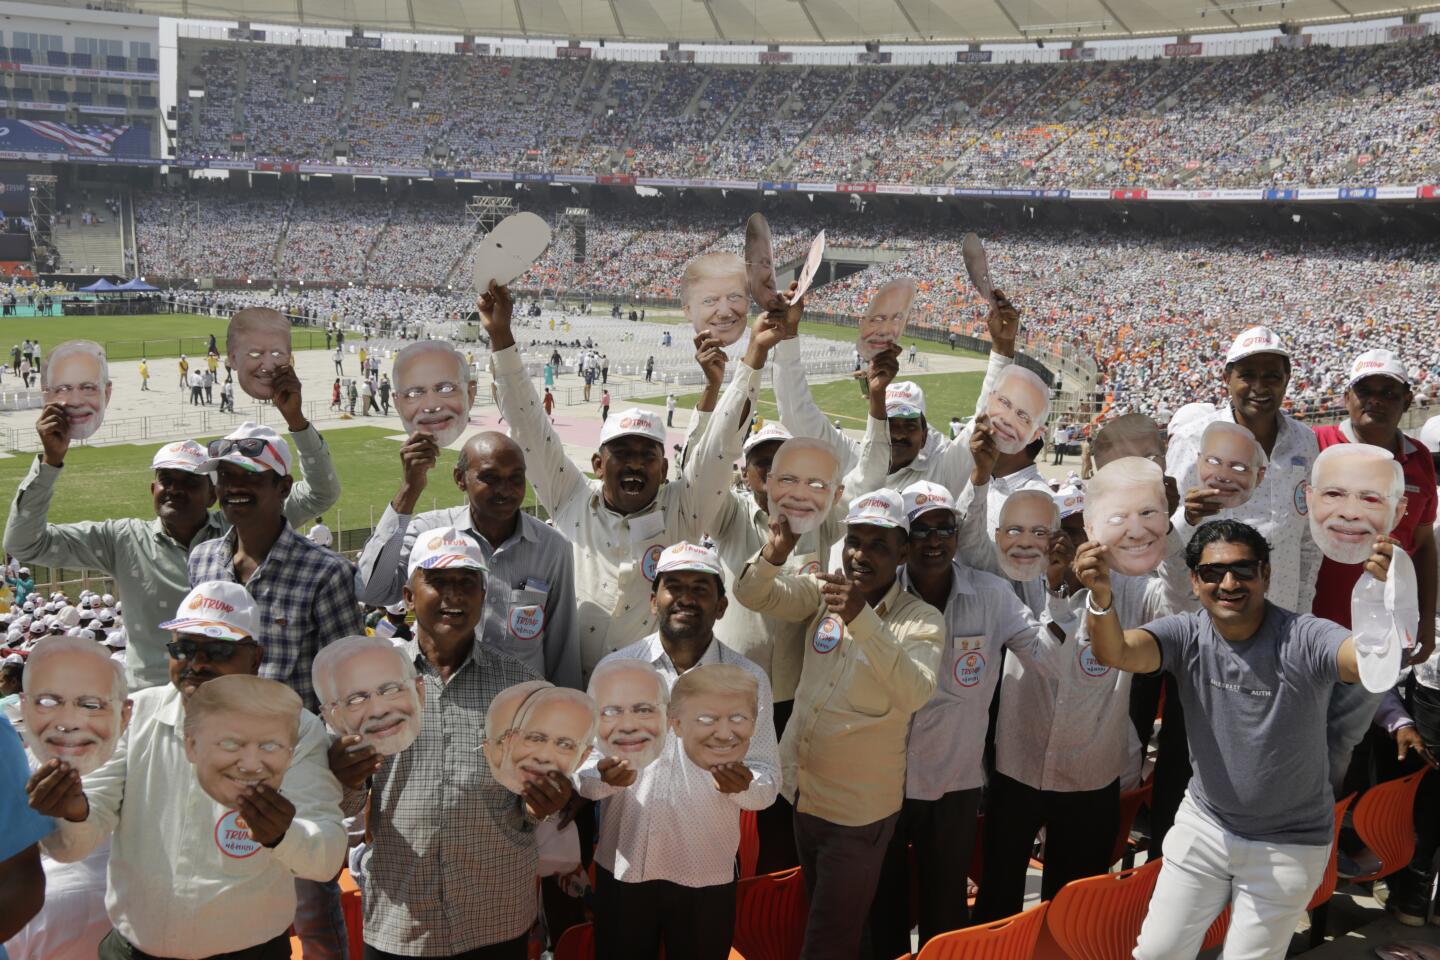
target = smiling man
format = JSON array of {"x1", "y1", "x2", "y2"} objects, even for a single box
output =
[
  {"x1": 1083, "y1": 520, "x2": 1389, "y2": 960},
  {"x1": 327, "y1": 529, "x2": 564, "y2": 960},
  {"x1": 1167, "y1": 325, "x2": 1321, "y2": 614},
  {"x1": 6, "y1": 370, "x2": 339, "y2": 691},
  {"x1": 736, "y1": 490, "x2": 941, "y2": 960},
  {"x1": 40, "y1": 340, "x2": 110, "y2": 441},
  {"x1": 579, "y1": 541, "x2": 777, "y2": 960},
  {"x1": 357, "y1": 430, "x2": 579, "y2": 687},
  {"x1": 26, "y1": 580, "x2": 345, "y2": 960},
  {"x1": 482, "y1": 282, "x2": 758, "y2": 680}
]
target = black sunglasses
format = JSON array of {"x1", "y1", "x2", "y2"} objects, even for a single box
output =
[
  {"x1": 166, "y1": 637, "x2": 259, "y2": 662},
  {"x1": 1195, "y1": 561, "x2": 1261, "y2": 585},
  {"x1": 909, "y1": 525, "x2": 958, "y2": 541},
  {"x1": 208, "y1": 437, "x2": 272, "y2": 459}
]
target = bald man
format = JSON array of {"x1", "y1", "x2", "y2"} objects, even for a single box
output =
[{"x1": 357, "y1": 431, "x2": 579, "y2": 687}]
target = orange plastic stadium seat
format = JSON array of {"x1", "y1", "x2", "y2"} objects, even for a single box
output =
[
  {"x1": 1350, "y1": 771, "x2": 1428, "y2": 883},
  {"x1": 338, "y1": 869, "x2": 365, "y2": 959},
  {"x1": 1043, "y1": 858, "x2": 1163, "y2": 960},
  {"x1": 553, "y1": 921, "x2": 596, "y2": 960},
  {"x1": 893, "y1": 901, "x2": 1050, "y2": 960},
  {"x1": 1110, "y1": 780, "x2": 1153, "y2": 868},
  {"x1": 731, "y1": 867, "x2": 808, "y2": 960}
]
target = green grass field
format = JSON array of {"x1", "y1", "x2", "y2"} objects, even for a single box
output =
[
  {"x1": 639, "y1": 369, "x2": 984, "y2": 430},
  {"x1": 0, "y1": 313, "x2": 329, "y2": 361},
  {"x1": 0, "y1": 426, "x2": 535, "y2": 541}
]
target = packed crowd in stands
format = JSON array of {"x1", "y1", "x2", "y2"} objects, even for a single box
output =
[{"x1": 174, "y1": 34, "x2": 1440, "y2": 188}]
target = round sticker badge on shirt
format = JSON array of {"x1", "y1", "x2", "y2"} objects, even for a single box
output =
[
  {"x1": 812, "y1": 615, "x2": 843, "y2": 654},
  {"x1": 1078, "y1": 644, "x2": 1111, "y2": 679},
  {"x1": 1293, "y1": 480, "x2": 1309, "y2": 517},
  {"x1": 508, "y1": 605, "x2": 545, "y2": 640},
  {"x1": 799, "y1": 560, "x2": 822, "y2": 576},
  {"x1": 215, "y1": 809, "x2": 262, "y2": 859},
  {"x1": 641, "y1": 544, "x2": 664, "y2": 581},
  {"x1": 954, "y1": 652, "x2": 986, "y2": 687}
]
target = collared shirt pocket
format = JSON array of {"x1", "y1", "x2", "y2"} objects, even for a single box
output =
[{"x1": 507, "y1": 587, "x2": 549, "y2": 642}]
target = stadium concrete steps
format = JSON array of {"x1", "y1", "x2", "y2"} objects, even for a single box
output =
[{"x1": 53, "y1": 208, "x2": 126, "y2": 276}]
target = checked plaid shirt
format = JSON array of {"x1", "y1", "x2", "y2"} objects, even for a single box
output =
[
  {"x1": 188, "y1": 521, "x2": 362, "y2": 711},
  {"x1": 342, "y1": 639, "x2": 542, "y2": 956}
]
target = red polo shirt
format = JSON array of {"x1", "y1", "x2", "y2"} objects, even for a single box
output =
[{"x1": 1311, "y1": 422, "x2": 1437, "y2": 626}]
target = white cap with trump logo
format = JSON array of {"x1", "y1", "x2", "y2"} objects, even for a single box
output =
[
  {"x1": 159, "y1": 581, "x2": 260, "y2": 641},
  {"x1": 654, "y1": 541, "x2": 724, "y2": 578},
  {"x1": 407, "y1": 527, "x2": 489, "y2": 578},
  {"x1": 1347, "y1": 349, "x2": 1408, "y2": 389},
  {"x1": 599, "y1": 408, "x2": 667, "y2": 447},
  {"x1": 1224, "y1": 326, "x2": 1289, "y2": 365},
  {"x1": 844, "y1": 488, "x2": 910, "y2": 532},
  {"x1": 901, "y1": 481, "x2": 959, "y2": 522},
  {"x1": 885, "y1": 382, "x2": 925, "y2": 419}
]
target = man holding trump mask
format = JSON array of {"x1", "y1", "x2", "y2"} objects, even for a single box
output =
[{"x1": 226, "y1": 308, "x2": 293, "y2": 402}]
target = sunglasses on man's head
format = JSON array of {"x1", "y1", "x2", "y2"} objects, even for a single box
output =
[
  {"x1": 1195, "y1": 561, "x2": 1261, "y2": 585},
  {"x1": 208, "y1": 437, "x2": 272, "y2": 459},
  {"x1": 166, "y1": 637, "x2": 258, "y2": 662}
]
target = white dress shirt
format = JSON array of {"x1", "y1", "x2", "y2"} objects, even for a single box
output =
[
  {"x1": 901, "y1": 561, "x2": 1056, "y2": 799},
  {"x1": 577, "y1": 633, "x2": 779, "y2": 888},
  {"x1": 1166, "y1": 404, "x2": 1320, "y2": 613},
  {"x1": 41, "y1": 684, "x2": 347, "y2": 959},
  {"x1": 492, "y1": 345, "x2": 756, "y2": 679}
]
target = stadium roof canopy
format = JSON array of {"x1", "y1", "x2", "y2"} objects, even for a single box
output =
[{"x1": 94, "y1": 0, "x2": 1440, "y2": 44}]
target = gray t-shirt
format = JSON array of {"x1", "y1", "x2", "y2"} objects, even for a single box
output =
[{"x1": 1144, "y1": 602, "x2": 1348, "y2": 845}]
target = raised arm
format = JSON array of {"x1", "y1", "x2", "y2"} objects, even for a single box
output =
[
  {"x1": 843, "y1": 348, "x2": 900, "y2": 496},
  {"x1": 270, "y1": 365, "x2": 341, "y2": 525},
  {"x1": 771, "y1": 300, "x2": 861, "y2": 473},
  {"x1": 4, "y1": 408, "x2": 122, "y2": 572},
  {"x1": 1075, "y1": 540, "x2": 1163, "y2": 674},
  {"x1": 353, "y1": 434, "x2": 442, "y2": 606},
  {"x1": 481, "y1": 284, "x2": 584, "y2": 512},
  {"x1": 733, "y1": 516, "x2": 824, "y2": 623},
  {"x1": 971, "y1": 289, "x2": 1019, "y2": 418}
]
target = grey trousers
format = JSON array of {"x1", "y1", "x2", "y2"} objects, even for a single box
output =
[{"x1": 793, "y1": 807, "x2": 900, "y2": 960}]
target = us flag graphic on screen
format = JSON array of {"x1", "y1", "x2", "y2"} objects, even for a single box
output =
[{"x1": 20, "y1": 120, "x2": 128, "y2": 156}]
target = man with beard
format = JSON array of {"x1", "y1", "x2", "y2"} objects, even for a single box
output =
[
  {"x1": 1167, "y1": 326, "x2": 1321, "y2": 615},
  {"x1": 868, "y1": 480, "x2": 1054, "y2": 956},
  {"x1": 578, "y1": 541, "x2": 778, "y2": 960},
  {"x1": 482, "y1": 282, "x2": 763, "y2": 680},
  {"x1": 772, "y1": 290, "x2": 1021, "y2": 496},
  {"x1": 736, "y1": 490, "x2": 942, "y2": 960},
  {"x1": 328, "y1": 531, "x2": 566, "y2": 960},
  {"x1": 26, "y1": 580, "x2": 345, "y2": 960},
  {"x1": 1083, "y1": 520, "x2": 1387, "y2": 960},
  {"x1": 5, "y1": 379, "x2": 340, "y2": 690},
  {"x1": 356, "y1": 431, "x2": 579, "y2": 688},
  {"x1": 185, "y1": 422, "x2": 360, "y2": 960}
]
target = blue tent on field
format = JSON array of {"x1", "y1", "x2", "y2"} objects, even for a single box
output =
[
  {"x1": 78, "y1": 278, "x2": 119, "y2": 292},
  {"x1": 117, "y1": 278, "x2": 159, "y2": 291}
]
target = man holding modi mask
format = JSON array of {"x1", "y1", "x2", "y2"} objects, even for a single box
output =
[
  {"x1": 40, "y1": 340, "x2": 110, "y2": 441},
  {"x1": 313, "y1": 635, "x2": 424, "y2": 758}
]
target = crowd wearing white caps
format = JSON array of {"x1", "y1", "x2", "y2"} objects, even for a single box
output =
[{"x1": 4, "y1": 275, "x2": 1440, "y2": 960}]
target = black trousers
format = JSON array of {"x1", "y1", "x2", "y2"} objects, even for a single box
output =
[
  {"x1": 867, "y1": 788, "x2": 983, "y2": 959},
  {"x1": 1383, "y1": 680, "x2": 1440, "y2": 895},
  {"x1": 100, "y1": 930, "x2": 289, "y2": 960},
  {"x1": 1128, "y1": 670, "x2": 1191, "y2": 852},
  {"x1": 593, "y1": 866, "x2": 736, "y2": 960},
  {"x1": 972, "y1": 772, "x2": 1119, "y2": 922},
  {"x1": 755, "y1": 699, "x2": 800, "y2": 875},
  {"x1": 363, "y1": 934, "x2": 526, "y2": 960},
  {"x1": 794, "y1": 808, "x2": 900, "y2": 960}
]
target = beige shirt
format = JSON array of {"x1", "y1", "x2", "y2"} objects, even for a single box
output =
[
  {"x1": 492, "y1": 345, "x2": 756, "y2": 679},
  {"x1": 734, "y1": 554, "x2": 944, "y2": 826}
]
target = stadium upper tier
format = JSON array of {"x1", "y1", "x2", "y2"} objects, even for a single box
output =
[
  {"x1": 135, "y1": 186, "x2": 1440, "y2": 422},
  {"x1": 174, "y1": 36, "x2": 1440, "y2": 189}
]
